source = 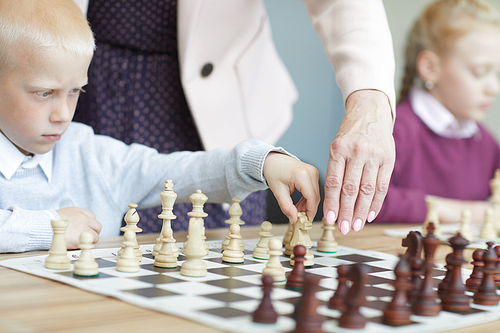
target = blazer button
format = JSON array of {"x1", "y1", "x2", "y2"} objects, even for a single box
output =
[{"x1": 201, "y1": 63, "x2": 213, "y2": 77}]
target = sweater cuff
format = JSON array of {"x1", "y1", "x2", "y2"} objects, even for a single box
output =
[
  {"x1": 241, "y1": 143, "x2": 299, "y2": 186},
  {"x1": 26, "y1": 209, "x2": 59, "y2": 252}
]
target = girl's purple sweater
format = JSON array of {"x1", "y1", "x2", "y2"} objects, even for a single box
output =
[{"x1": 375, "y1": 99, "x2": 500, "y2": 223}]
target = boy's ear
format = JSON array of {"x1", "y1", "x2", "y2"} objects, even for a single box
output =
[{"x1": 416, "y1": 50, "x2": 441, "y2": 84}]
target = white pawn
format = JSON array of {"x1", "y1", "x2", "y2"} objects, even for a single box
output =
[
  {"x1": 181, "y1": 217, "x2": 207, "y2": 277},
  {"x1": 222, "y1": 224, "x2": 245, "y2": 263},
  {"x1": 222, "y1": 198, "x2": 245, "y2": 251},
  {"x1": 423, "y1": 197, "x2": 441, "y2": 237},
  {"x1": 118, "y1": 203, "x2": 143, "y2": 261},
  {"x1": 116, "y1": 230, "x2": 140, "y2": 272},
  {"x1": 73, "y1": 231, "x2": 99, "y2": 277},
  {"x1": 480, "y1": 206, "x2": 498, "y2": 239},
  {"x1": 45, "y1": 219, "x2": 71, "y2": 270},
  {"x1": 154, "y1": 227, "x2": 177, "y2": 268},
  {"x1": 316, "y1": 217, "x2": 338, "y2": 253},
  {"x1": 262, "y1": 238, "x2": 286, "y2": 284},
  {"x1": 458, "y1": 209, "x2": 473, "y2": 242},
  {"x1": 253, "y1": 221, "x2": 273, "y2": 260}
]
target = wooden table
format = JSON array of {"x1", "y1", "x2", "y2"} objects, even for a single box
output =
[{"x1": 0, "y1": 223, "x2": 495, "y2": 333}]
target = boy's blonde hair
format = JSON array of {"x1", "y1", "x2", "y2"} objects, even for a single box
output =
[
  {"x1": 0, "y1": 0, "x2": 95, "y2": 77},
  {"x1": 399, "y1": 0, "x2": 500, "y2": 102}
]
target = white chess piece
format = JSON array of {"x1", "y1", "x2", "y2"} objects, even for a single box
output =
[
  {"x1": 262, "y1": 238, "x2": 286, "y2": 284},
  {"x1": 186, "y1": 190, "x2": 209, "y2": 256},
  {"x1": 253, "y1": 221, "x2": 273, "y2": 260},
  {"x1": 154, "y1": 226, "x2": 177, "y2": 268},
  {"x1": 118, "y1": 203, "x2": 142, "y2": 261},
  {"x1": 222, "y1": 224, "x2": 245, "y2": 263},
  {"x1": 316, "y1": 217, "x2": 338, "y2": 253},
  {"x1": 45, "y1": 219, "x2": 71, "y2": 270},
  {"x1": 480, "y1": 207, "x2": 498, "y2": 239},
  {"x1": 423, "y1": 197, "x2": 441, "y2": 237},
  {"x1": 489, "y1": 169, "x2": 500, "y2": 230},
  {"x1": 282, "y1": 220, "x2": 293, "y2": 248},
  {"x1": 73, "y1": 231, "x2": 99, "y2": 277},
  {"x1": 289, "y1": 212, "x2": 314, "y2": 266},
  {"x1": 153, "y1": 179, "x2": 178, "y2": 258},
  {"x1": 458, "y1": 209, "x2": 474, "y2": 242},
  {"x1": 116, "y1": 230, "x2": 141, "y2": 272},
  {"x1": 222, "y1": 198, "x2": 245, "y2": 251},
  {"x1": 181, "y1": 217, "x2": 207, "y2": 277}
]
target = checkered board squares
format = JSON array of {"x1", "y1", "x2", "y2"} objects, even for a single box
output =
[{"x1": 2, "y1": 240, "x2": 500, "y2": 333}]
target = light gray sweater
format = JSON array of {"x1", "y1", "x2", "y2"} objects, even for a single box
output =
[{"x1": 0, "y1": 122, "x2": 282, "y2": 253}]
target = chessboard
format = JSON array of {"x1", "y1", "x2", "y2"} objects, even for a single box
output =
[{"x1": 2, "y1": 238, "x2": 500, "y2": 333}]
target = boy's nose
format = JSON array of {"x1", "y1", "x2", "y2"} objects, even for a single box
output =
[
  {"x1": 50, "y1": 101, "x2": 73, "y2": 123},
  {"x1": 486, "y1": 75, "x2": 500, "y2": 96}
]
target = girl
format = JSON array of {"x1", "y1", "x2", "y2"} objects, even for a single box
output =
[{"x1": 375, "y1": 0, "x2": 500, "y2": 224}]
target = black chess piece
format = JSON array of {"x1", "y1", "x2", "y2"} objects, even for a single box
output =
[
  {"x1": 328, "y1": 264, "x2": 349, "y2": 312},
  {"x1": 440, "y1": 233, "x2": 470, "y2": 312},
  {"x1": 402, "y1": 230, "x2": 423, "y2": 303},
  {"x1": 253, "y1": 274, "x2": 278, "y2": 323},
  {"x1": 437, "y1": 253, "x2": 453, "y2": 298},
  {"x1": 294, "y1": 275, "x2": 322, "y2": 333},
  {"x1": 339, "y1": 263, "x2": 368, "y2": 329},
  {"x1": 412, "y1": 223, "x2": 441, "y2": 316},
  {"x1": 465, "y1": 249, "x2": 484, "y2": 292},
  {"x1": 286, "y1": 245, "x2": 306, "y2": 291},
  {"x1": 473, "y1": 242, "x2": 500, "y2": 306},
  {"x1": 383, "y1": 255, "x2": 413, "y2": 326}
]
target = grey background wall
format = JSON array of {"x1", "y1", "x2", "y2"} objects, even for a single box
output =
[{"x1": 264, "y1": 0, "x2": 500, "y2": 187}]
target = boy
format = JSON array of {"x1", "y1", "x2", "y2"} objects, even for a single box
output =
[{"x1": 0, "y1": 0, "x2": 320, "y2": 253}]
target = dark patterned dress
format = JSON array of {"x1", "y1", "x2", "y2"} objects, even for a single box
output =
[{"x1": 74, "y1": 0, "x2": 267, "y2": 233}]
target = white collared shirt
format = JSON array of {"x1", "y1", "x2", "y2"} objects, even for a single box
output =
[
  {"x1": 0, "y1": 132, "x2": 52, "y2": 181},
  {"x1": 409, "y1": 87, "x2": 479, "y2": 139}
]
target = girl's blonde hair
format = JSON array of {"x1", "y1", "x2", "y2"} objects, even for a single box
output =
[
  {"x1": 399, "y1": 0, "x2": 500, "y2": 102},
  {"x1": 0, "y1": 0, "x2": 95, "y2": 77}
]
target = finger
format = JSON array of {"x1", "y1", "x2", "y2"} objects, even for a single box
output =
[
  {"x1": 323, "y1": 143, "x2": 346, "y2": 226},
  {"x1": 294, "y1": 176, "x2": 320, "y2": 223},
  {"x1": 337, "y1": 157, "x2": 364, "y2": 235},
  {"x1": 367, "y1": 162, "x2": 393, "y2": 222},
  {"x1": 90, "y1": 219, "x2": 103, "y2": 234},
  {"x1": 272, "y1": 184, "x2": 299, "y2": 224},
  {"x1": 351, "y1": 164, "x2": 378, "y2": 232},
  {"x1": 89, "y1": 229, "x2": 100, "y2": 244}
]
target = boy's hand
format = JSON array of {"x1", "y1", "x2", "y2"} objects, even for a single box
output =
[
  {"x1": 56, "y1": 207, "x2": 102, "y2": 249},
  {"x1": 263, "y1": 152, "x2": 320, "y2": 224}
]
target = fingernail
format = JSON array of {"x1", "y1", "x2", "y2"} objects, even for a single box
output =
[
  {"x1": 353, "y1": 218, "x2": 362, "y2": 232},
  {"x1": 367, "y1": 211, "x2": 376, "y2": 223},
  {"x1": 340, "y1": 220, "x2": 350, "y2": 235},
  {"x1": 326, "y1": 211, "x2": 336, "y2": 225}
]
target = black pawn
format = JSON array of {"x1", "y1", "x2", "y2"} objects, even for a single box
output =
[
  {"x1": 294, "y1": 275, "x2": 322, "y2": 333},
  {"x1": 437, "y1": 253, "x2": 453, "y2": 298},
  {"x1": 383, "y1": 255, "x2": 412, "y2": 326},
  {"x1": 465, "y1": 249, "x2": 484, "y2": 292},
  {"x1": 253, "y1": 275, "x2": 278, "y2": 323},
  {"x1": 338, "y1": 263, "x2": 368, "y2": 329},
  {"x1": 473, "y1": 242, "x2": 500, "y2": 306},
  {"x1": 286, "y1": 245, "x2": 306, "y2": 291},
  {"x1": 328, "y1": 264, "x2": 349, "y2": 312}
]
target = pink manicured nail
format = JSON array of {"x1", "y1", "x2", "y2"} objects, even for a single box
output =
[
  {"x1": 326, "y1": 211, "x2": 336, "y2": 225},
  {"x1": 353, "y1": 218, "x2": 362, "y2": 232},
  {"x1": 367, "y1": 211, "x2": 376, "y2": 223},
  {"x1": 340, "y1": 220, "x2": 350, "y2": 235}
]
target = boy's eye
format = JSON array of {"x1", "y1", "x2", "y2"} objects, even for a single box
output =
[
  {"x1": 36, "y1": 91, "x2": 52, "y2": 98},
  {"x1": 71, "y1": 88, "x2": 86, "y2": 94}
]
